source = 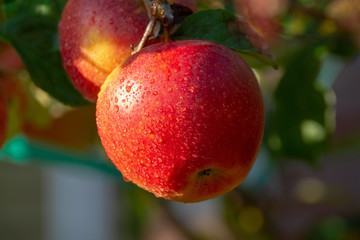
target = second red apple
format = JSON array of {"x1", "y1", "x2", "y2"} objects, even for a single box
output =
[{"x1": 59, "y1": 0, "x2": 197, "y2": 102}]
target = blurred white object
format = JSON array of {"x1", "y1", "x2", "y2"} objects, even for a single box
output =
[{"x1": 43, "y1": 165, "x2": 117, "y2": 240}]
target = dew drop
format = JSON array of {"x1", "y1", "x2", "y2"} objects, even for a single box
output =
[
  {"x1": 168, "y1": 87, "x2": 173, "y2": 93},
  {"x1": 153, "y1": 91, "x2": 159, "y2": 96},
  {"x1": 180, "y1": 156, "x2": 187, "y2": 161},
  {"x1": 105, "y1": 100, "x2": 110, "y2": 110},
  {"x1": 126, "y1": 83, "x2": 134, "y2": 93},
  {"x1": 191, "y1": 154, "x2": 199, "y2": 158},
  {"x1": 114, "y1": 105, "x2": 119, "y2": 112}
]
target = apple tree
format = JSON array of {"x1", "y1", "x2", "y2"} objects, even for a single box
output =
[{"x1": 0, "y1": 0, "x2": 359, "y2": 239}]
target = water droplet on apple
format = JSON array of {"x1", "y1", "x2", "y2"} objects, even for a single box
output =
[
  {"x1": 114, "y1": 105, "x2": 119, "y2": 113},
  {"x1": 126, "y1": 83, "x2": 134, "y2": 93},
  {"x1": 105, "y1": 100, "x2": 110, "y2": 110},
  {"x1": 168, "y1": 87, "x2": 173, "y2": 93},
  {"x1": 191, "y1": 154, "x2": 198, "y2": 158},
  {"x1": 180, "y1": 156, "x2": 187, "y2": 161},
  {"x1": 122, "y1": 176, "x2": 130, "y2": 182},
  {"x1": 89, "y1": 16, "x2": 95, "y2": 25},
  {"x1": 153, "y1": 91, "x2": 158, "y2": 96}
]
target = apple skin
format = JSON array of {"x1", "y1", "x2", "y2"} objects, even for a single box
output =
[
  {"x1": 96, "y1": 40, "x2": 264, "y2": 203},
  {"x1": 0, "y1": 82, "x2": 8, "y2": 149},
  {"x1": 0, "y1": 44, "x2": 23, "y2": 73},
  {"x1": 59, "y1": 0, "x2": 197, "y2": 102}
]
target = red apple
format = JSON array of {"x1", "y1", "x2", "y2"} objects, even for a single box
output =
[
  {"x1": 96, "y1": 40, "x2": 264, "y2": 202},
  {"x1": 59, "y1": 0, "x2": 197, "y2": 102},
  {"x1": 0, "y1": 81, "x2": 8, "y2": 148},
  {"x1": 234, "y1": 0, "x2": 283, "y2": 43},
  {"x1": 0, "y1": 44, "x2": 23, "y2": 74}
]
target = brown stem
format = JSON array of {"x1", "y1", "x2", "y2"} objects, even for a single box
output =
[
  {"x1": 132, "y1": 18, "x2": 156, "y2": 54},
  {"x1": 132, "y1": 0, "x2": 174, "y2": 54}
]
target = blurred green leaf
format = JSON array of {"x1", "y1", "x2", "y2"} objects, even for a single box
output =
[
  {"x1": 306, "y1": 215, "x2": 360, "y2": 240},
  {"x1": 266, "y1": 42, "x2": 335, "y2": 162},
  {"x1": 1, "y1": 0, "x2": 65, "y2": 20},
  {"x1": 173, "y1": 9, "x2": 278, "y2": 69},
  {"x1": 0, "y1": 1, "x2": 89, "y2": 106}
]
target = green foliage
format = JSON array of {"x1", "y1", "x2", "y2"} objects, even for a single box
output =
[
  {"x1": 266, "y1": 42, "x2": 334, "y2": 162},
  {"x1": 306, "y1": 215, "x2": 360, "y2": 240},
  {"x1": 0, "y1": 0, "x2": 89, "y2": 106},
  {"x1": 174, "y1": 9, "x2": 279, "y2": 69}
]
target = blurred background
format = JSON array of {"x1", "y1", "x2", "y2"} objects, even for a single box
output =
[{"x1": 0, "y1": 0, "x2": 360, "y2": 239}]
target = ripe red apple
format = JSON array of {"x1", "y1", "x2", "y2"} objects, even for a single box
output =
[
  {"x1": 59, "y1": 0, "x2": 197, "y2": 102},
  {"x1": 0, "y1": 82, "x2": 8, "y2": 148},
  {"x1": 0, "y1": 43, "x2": 23, "y2": 74},
  {"x1": 96, "y1": 40, "x2": 264, "y2": 203}
]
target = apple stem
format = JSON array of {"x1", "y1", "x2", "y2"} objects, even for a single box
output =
[
  {"x1": 132, "y1": 18, "x2": 156, "y2": 54},
  {"x1": 132, "y1": 0, "x2": 174, "y2": 54}
]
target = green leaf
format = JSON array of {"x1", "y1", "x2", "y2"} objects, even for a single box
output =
[
  {"x1": 266, "y1": 43, "x2": 335, "y2": 163},
  {"x1": 0, "y1": 1, "x2": 89, "y2": 106},
  {"x1": 0, "y1": 14, "x2": 88, "y2": 106},
  {"x1": 173, "y1": 9, "x2": 278, "y2": 69}
]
